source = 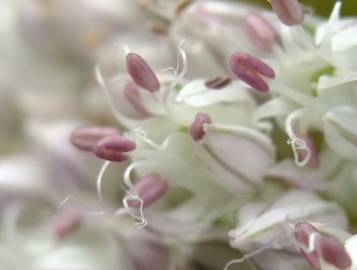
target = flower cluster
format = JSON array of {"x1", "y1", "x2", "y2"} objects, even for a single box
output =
[{"x1": 2, "y1": 0, "x2": 357, "y2": 269}]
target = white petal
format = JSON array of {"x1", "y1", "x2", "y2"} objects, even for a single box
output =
[
  {"x1": 323, "y1": 106, "x2": 357, "y2": 160},
  {"x1": 203, "y1": 124, "x2": 275, "y2": 186}
]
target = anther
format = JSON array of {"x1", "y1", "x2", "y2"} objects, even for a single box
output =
[
  {"x1": 244, "y1": 12, "x2": 279, "y2": 52},
  {"x1": 270, "y1": 0, "x2": 304, "y2": 26},
  {"x1": 126, "y1": 53, "x2": 160, "y2": 93},
  {"x1": 70, "y1": 126, "x2": 119, "y2": 151},
  {"x1": 295, "y1": 222, "x2": 352, "y2": 270},
  {"x1": 205, "y1": 76, "x2": 232, "y2": 89},
  {"x1": 123, "y1": 82, "x2": 153, "y2": 117},
  {"x1": 51, "y1": 209, "x2": 81, "y2": 239},
  {"x1": 93, "y1": 135, "x2": 136, "y2": 162},
  {"x1": 229, "y1": 52, "x2": 275, "y2": 92},
  {"x1": 190, "y1": 112, "x2": 212, "y2": 141},
  {"x1": 126, "y1": 173, "x2": 169, "y2": 208},
  {"x1": 316, "y1": 234, "x2": 352, "y2": 270},
  {"x1": 295, "y1": 222, "x2": 321, "y2": 270}
]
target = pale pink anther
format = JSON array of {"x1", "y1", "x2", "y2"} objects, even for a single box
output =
[
  {"x1": 123, "y1": 82, "x2": 153, "y2": 117},
  {"x1": 126, "y1": 53, "x2": 160, "y2": 93},
  {"x1": 190, "y1": 112, "x2": 212, "y2": 141},
  {"x1": 51, "y1": 209, "x2": 81, "y2": 239},
  {"x1": 126, "y1": 173, "x2": 169, "y2": 208},
  {"x1": 295, "y1": 222, "x2": 321, "y2": 270},
  {"x1": 316, "y1": 234, "x2": 352, "y2": 270},
  {"x1": 244, "y1": 12, "x2": 279, "y2": 52},
  {"x1": 93, "y1": 135, "x2": 136, "y2": 162},
  {"x1": 229, "y1": 52, "x2": 275, "y2": 92},
  {"x1": 297, "y1": 136, "x2": 319, "y2": 168},
  {"x1": 295, "y1": 222, "x2": 352, "y2": 270},
  {"x1": 270, "y1": 0, "x2": 304, "y2": 26},
  {"x1": 70, "y1": 126, "x2": 119, "y2": 151}
]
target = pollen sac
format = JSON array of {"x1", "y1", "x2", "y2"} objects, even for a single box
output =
[
  {"x1": 123, "y1": 82, "x2": 153, "y2": 117},
  {"x1": 244, "y1": 12, "x2": 279, "y2": 52},
  {"x1": 126, "y1": 53, "x2": 160, "y2": 93},
  {"x1": 93, "y1": 135, "x2": 136, "y2": 162},
  {"x1": 295, "y1": 222, "x2": 352, "y2": 270},
  {"x1": 316, "y1": 234, "x2": 352, "y2": 270},
  {"x1": 190, "y1": 112, "x2": 212, "y2": 141},
  {"x1": 294, "y1": 222, "x2": 321, "y2": 270},
  {"x1": 127, "y1": 173, "x2": 169, "y2": 208},
  {"x1": 270, "y1": 0, "x2": 304, "y2": 26},
  {"x1": 229, "y1": 52, "x2": 275, "y2": 92},
  {"x1": 205, "y1": 76, "x2": 232, "y2": 90},
  {"x1": 70, "y1": 126, "x2": 119, "y2": 151},
  {"x1": 51, "y1": 209, "x2": 81, "y2": 239}
]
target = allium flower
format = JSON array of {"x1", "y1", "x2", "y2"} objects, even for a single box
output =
[{"x1": 3, "y1": 0, "x2": 357, "y2": 269}]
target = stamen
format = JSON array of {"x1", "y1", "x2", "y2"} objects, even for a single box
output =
[
  {"x1": 51, "y1": 208, "x2": 81, "y2": 239},
  {"x1": 123, "y1": 82, "x2": 153, "y2": 117},
  {"x1": 294, "y1": 222, "x2": 321, "y2": 270},
  {"x1": 316, "y1": 234, "x2": 352, "y2": 270},
  {"x1": 294, "y1": 222, "x2": 352, "y2": 270},
  {"x1": 93, "y1": 135, "x2": 136, "y2": 162},
  {"x1": 204, "y1": 76, "x2": 232, "y2": 89},
  {"x1": 270, "y1": 0, "x2": 304, "y2": 26},
  {"x1": 126, "y1": 53, "x2": 160, "y2": 93},
  {"x1": 244, "y1": 12, "x2": 279, "y2": 52},
  {"x1": 229, "y1": 52, "x2": 275, "y2": 92},
  {"x1": 297, "y1": 136, "x2": 319, "y2": 168},
  {"x1": 70, "y1": 126, "x2": 119, "y2": 151},
  {"x1": 190, "y1": 113, "x2": 212, "y2": 141},
  {"x1": 126, "y1": 173, "x2": 169, "y2": 208}
]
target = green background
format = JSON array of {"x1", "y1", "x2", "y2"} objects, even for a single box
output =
[{"x1": 242, "y1": 0, "x2": 357, "y2": 17}]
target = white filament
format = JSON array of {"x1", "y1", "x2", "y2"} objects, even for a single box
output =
[
  {"x1": 96, "y1": 161, "x2": 111, "y2": 203},
  {"x1": 285, "y1": 109, "x2": 311, "y2": 167}
]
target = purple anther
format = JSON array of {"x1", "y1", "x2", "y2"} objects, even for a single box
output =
[
  {"x1": 295, "y1": 222, "x2": 321, "y2": 270},
  {"x1": 298, "y1": 136, "x2": 319, "y2": 168},
  {"x1": 205, "y1": 76, "x2": 232, "y2": 90},
  {"x1": 127, "y1": 173, "x2": 169, "y2": 208},
  {"x1": 190, "y1": 112, "x2": 212, "y2": 141},
  {"x1": 93, "y1": 135, "x2": 136, "y2": 162},
  {"x1": 270, "y1": 0, "x2": 304, "y2": 26},
  {"x1": 70, "y1": 126, "x2": 119, "y2": 151},
  {"x1": 229, "y1": 52, "x2": 275, "y2": 92},
  {"x1": 316, "y1": 234, "x2": 352, "y2": 270},
  {"x1": 295, "y1": 222, "x2": 352, "y2": 270},
  {"x1": 123, "y1": 82, "x2": 153, "y2": 117},
  {"x1": 126, "y1": 53, "x2": 160, "y2": 93},
  {"x1": 244, "y1": 12, "x2": 279, "y2": 52},
  {"x1": 51, "y1": 209, "x2": 81, "y2": 239}
]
